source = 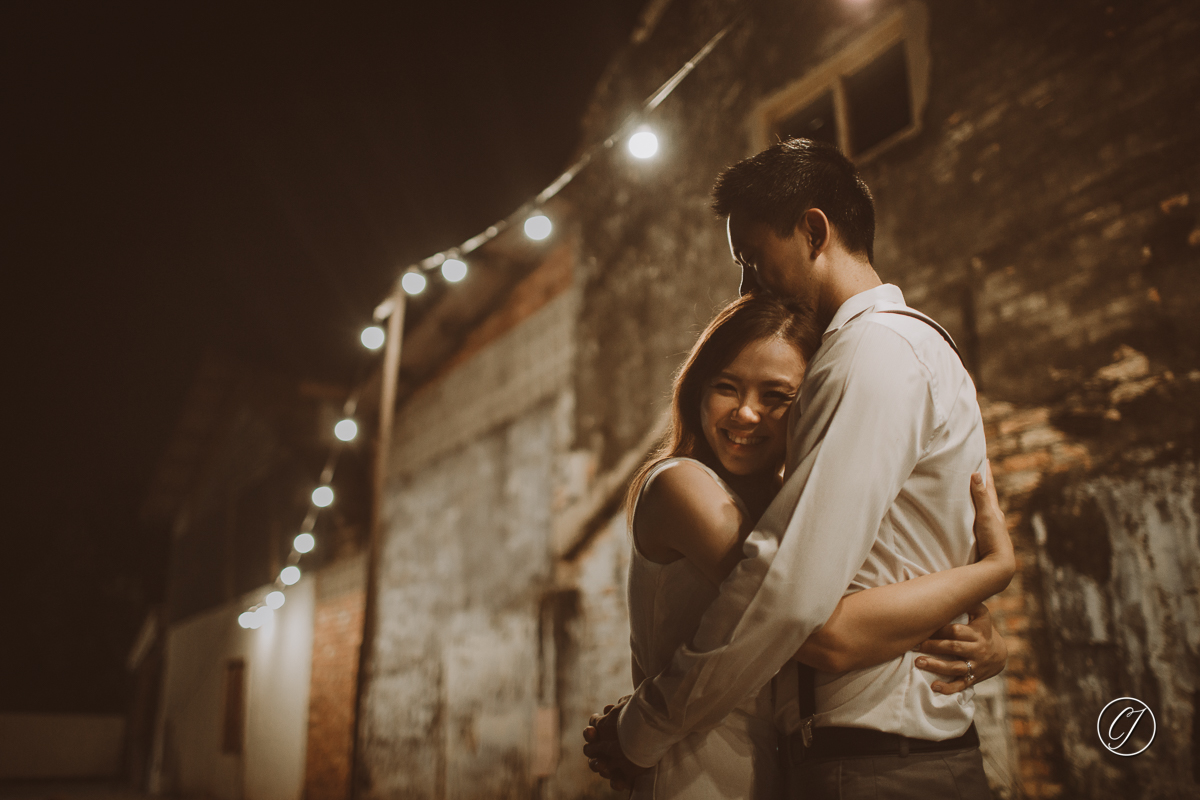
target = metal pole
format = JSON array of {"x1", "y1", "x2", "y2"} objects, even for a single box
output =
[{"x1": 350, "y1": 281, "x2": 407, "y2": 800}]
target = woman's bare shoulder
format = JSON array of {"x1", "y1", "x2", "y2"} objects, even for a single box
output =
[
  {"x1": 637, "y1": 459, "x2": 743, "y2": 559},
  {"x1": 642, "y1": 459, "x2": 728, "y2": 511}
]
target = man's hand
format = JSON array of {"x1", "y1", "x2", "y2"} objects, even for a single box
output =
[
  {"x1": 581, "y1": 697, "x2": 649, "y2": 792},
  {"x1": 915, "y1": 603, "x2": 1008, "y2": 694}
]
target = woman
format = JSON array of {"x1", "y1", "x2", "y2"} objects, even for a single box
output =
[{"x1": 613, "y1": 294, "x2": 1012, "y2": 798}]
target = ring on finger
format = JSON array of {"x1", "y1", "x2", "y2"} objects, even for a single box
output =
[{"x1": 965, "y1": 660, "x2": 975, "y2": 686}]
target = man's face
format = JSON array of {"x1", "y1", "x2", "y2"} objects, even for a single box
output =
[{"x1": 726, "y1": 214, "x2": 817, "y2": 303}]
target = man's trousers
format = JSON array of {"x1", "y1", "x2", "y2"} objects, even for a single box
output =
[{"x1": 786, "y1": 745, "x2": 993, "y2": 799}]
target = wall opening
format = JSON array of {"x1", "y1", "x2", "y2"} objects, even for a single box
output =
[
  {"x1": 843, "y1": 40, "x2": 912, "y2": 155},
  {"x1": 775, "y1": 90, "x2": 839, "y2": 147},
  {"x1": 752, "y1": 2, "x2": 930, "y2": 163},
  {"x1": 221, "y1": 658, "x2": 246, "y2": 755}
]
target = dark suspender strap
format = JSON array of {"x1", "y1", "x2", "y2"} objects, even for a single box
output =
[
  {"x1": 797, "y1": 662, "x2": 817, "y2": 718},
  {"x1": 876, "y1": 308, "x2": 964, "y2": 364}
]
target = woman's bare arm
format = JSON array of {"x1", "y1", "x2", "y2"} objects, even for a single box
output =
[
  {"x1": 640, "y1": 461, "x2": 1013, "y2": 681},
  {"x1": 915, "y1": 603, "x2": 1008, "y2": 693},
  {"x1": 794, "y1": 561, "x2": 1008, "y2": 672},
  {"x1": 795, "y1": 463, "x2": 1013, "y2": 672}
]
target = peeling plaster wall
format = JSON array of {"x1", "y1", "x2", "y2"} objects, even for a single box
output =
[
  {"x1": 358, "y1": 397, "x2": 566, "y2": 798},
  {"x1": 551, "y1": 516, "x2": 636, "y2": 800},
  {"x1": 1030, "y1": 463, "x2": 1199, "y2": 798},
  {"x1": 980, "y1": 344, "x2": 1200, "y2": 797},
  {"x1": 358, "y1": 284, "x2": 633, "y2": 799}
]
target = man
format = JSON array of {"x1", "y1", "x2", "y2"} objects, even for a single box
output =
[{"x1": 584, "y1": 138, "x2": 1004, "y2": 798}]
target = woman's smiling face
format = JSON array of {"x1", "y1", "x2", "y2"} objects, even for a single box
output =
[{"x1": 699, "y1": 335, "x2": 805, "y2": 477}]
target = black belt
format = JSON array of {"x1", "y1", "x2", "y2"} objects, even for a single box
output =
[{"x1": 787, "y1": 722, "x2": 979, "y2": 760}]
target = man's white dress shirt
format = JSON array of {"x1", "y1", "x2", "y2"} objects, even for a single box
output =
[{"x1": 618, "y1": 284, "x2": 987, "y2": 767}]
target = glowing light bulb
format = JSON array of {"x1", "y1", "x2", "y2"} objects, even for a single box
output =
[
  {"x1": 441, "y1": 258, "x2": 467, "y2": 282},
  {"x1": 294, "y1": 532, "x2": 315, "y2": 553},
  {"x1": 280, "y1": 566, "x2": 301, "y2": 586},
  {"x1": 334, "y1": 418, "x2": 358, "y2": 442},
  {"x1": 361, "y1": 326, "x2": 385, "y2": 350},
  {"x1": 524, "y1": 214, "x2": 552, "y2": 241},
  {"x1": 402, "y1": 270, "x2": 427, "y2": 295},
  {"x1": 265, "y1": 591, "x2": 286, "y2": 609},
  {"x1": 238, "y1": 611, "x2": 255, "y2": 629},
  {"x1": 312, "y1": 486, "x2": 334, "y2": 507},
  {"x1": 254, "y1": 606, "x2": 274, "y2": 626},
  {"x1": 628, "y1": 130, "x2": 659, "y2": 159}
]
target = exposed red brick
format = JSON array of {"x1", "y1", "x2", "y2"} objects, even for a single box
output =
[
  {"x1": 304, "y1": 588, "x2": 365, "y2": 800},
  {"x1": 990, "y1": 591, "x2": 1025, "y2": 614},
  {"x1": 999, "y1": 451, "x2": 1054, "y2": 473},
  {"x1": 1006, "y1": 676, "x2": 1041, "y2": 697},
  {"x1": 997, "y1": 408, "x2": 1051, "y2": 436}
]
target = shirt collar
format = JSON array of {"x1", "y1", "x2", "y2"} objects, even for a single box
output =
[{"x1": 822, "y1": 283, "x2": 906, "y2": 341}]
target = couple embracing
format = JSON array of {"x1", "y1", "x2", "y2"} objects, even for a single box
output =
[{"x1": 582, "y1": 138, "x2": 1013, "y2": 799}]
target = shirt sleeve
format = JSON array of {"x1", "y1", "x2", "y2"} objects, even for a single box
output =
[{"x1": 617, "y1": 320, "x2": 941, "y2": 766}]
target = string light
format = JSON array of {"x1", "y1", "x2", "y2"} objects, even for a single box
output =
[
  {"x1": 236, "y1": 12, "x2": 741, "y2": 630},
  {"x1": 381, "y1": 10, "x2": 739, "y2": 290},
  {"x1": 334, "y1": 418, "x2": 358, "y2": 442},
  {"x1": 524, "y1": 214, "x2": 552, "y2": 241},
  {"x1": 442, "y1": 258, "x2": 468, "y2": 282},
  {"x1": 360, "y1": 326, "x2": 385, "y2": 350},
  {"x1": 628, "y1": 129, "x2": 659, "y2": 159},
  {"x1": 401, "y1": 270, "x2": 427, "y2": 295}
]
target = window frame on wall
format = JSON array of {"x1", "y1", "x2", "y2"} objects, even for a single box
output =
[
  {"x1": 221, "y1": 658, "x2": 246, "y2": 755},
  {"x1": 750, "y1": 2, "x2": 930, "y2": 164}
]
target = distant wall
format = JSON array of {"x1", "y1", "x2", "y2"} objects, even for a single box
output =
[
  {"x1": 152, "y1": 578, "x2": 314, "y2": 800},
  {"x1": 356, "y1": 285, "x2": 579, "y2": 798},
  {"x1": 0, "y1": 713, "x2": 125, "y2": 780}
]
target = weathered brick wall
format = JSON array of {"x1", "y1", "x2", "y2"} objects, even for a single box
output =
[
  {"x1": 982, "y1": 349, "x2": 1200, "y2": 798},
  {"x1": 305, "y1": 555, "x2": 366, "y2": 800},
  {"x1": 982, "y1": 398, "x2": 1087, "y2": 799},
  {"x1": 863, "y1": 2, "x2": 1200, "y2": 795}
]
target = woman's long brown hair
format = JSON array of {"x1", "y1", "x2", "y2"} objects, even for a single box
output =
[{"x1": 625, "y1": 294, "x2": 821, "y2": 522}]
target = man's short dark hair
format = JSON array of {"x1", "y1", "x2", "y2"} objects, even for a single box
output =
[{"x1": 711, "y1": 138, "x2": 876, "y2": 263}]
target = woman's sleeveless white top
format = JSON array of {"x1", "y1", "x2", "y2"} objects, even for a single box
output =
[{"x1": 627, "y1": 457, "x2": 781, "y2": 800}]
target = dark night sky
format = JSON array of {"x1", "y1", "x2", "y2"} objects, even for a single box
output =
[{"x1": 4, "y1": 2, "x2": 646, "y2": 712}]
